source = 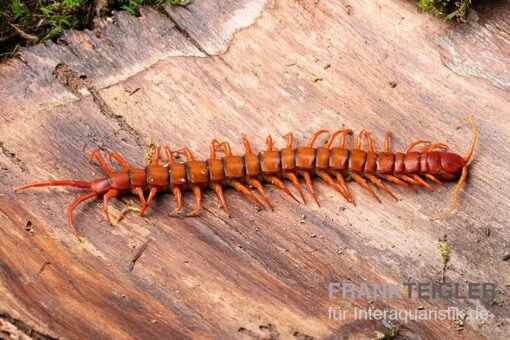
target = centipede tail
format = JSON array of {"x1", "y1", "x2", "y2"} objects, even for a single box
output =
[{"x1": 15, "y1": 115, "x2": 477, "y2": 238}]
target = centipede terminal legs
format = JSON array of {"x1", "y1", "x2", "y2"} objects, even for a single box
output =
[{"x1": 67, "y1": 192, "x2": 97, "y2": 239}]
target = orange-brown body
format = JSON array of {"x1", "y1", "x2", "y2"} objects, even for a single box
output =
[
  {"x1": 15, "y1": 118, "x2": 477, "y2": 239},
  {"x1": 102, "y1": 149, "x2": 465, "y2": 194}
]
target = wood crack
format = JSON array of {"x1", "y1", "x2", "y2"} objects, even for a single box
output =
[
  {"x1": 52, "y1": 63, "x2": 147, "y2": 148},
  {"x1": 163, "y1": 9, "x2": 210, "y2": 57},
  {"x1": 0, "y1": 312, "x2": 58, "y2": 340},
  {"x1": 0, "y1": 142, "x2": 27, "y2": 172}
]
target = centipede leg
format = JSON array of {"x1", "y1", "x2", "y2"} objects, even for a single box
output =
[
  {"x1": 187, "y1": 186, "x2": 202, "y2": 217},
  {"x1": 424, "y1": 174, "x2": 447, "y2": 188},
  {"x1": 421, "y1": 143, "x2": 448, "y2": 153},
  {"x1": 383, "y1": 131, "x2": 391, "y2": 152},
  {"x1": 268, "y1": 176, "x2": 299, "y2": 203},
  {"x1": 366, "y1": 174, "x2": 397, "y2": 201},
  {"x1": 283, "y1": 172, "x2": 306, "y2": 203},
  {"x1": 335, "y1": 173, "x2": 354, "y2": 203},
  {"x1": 109, "y1": 152, "x2": 130, "y2": 171},
  {"x1": 213, "y1": 183, "x2": 230, "y2": 216},
  {"x1": 352, "y1": 173, "x2": 381, "y2": 203},
  {"x1": 140, "y1": 187, "x2": 158, "y2": 216},
  {"x1": 89, "y1": 150, "x2": 113, "y2": 175},
  {"x1": 249, "y1": 179, "x2": 273, "y2": 211},
  {"x1": 411, "y1": 174, "x2": 438, "y2": 192},
  {"x1": 317, "y1": 171, "x2": 343, "y2": 196},
  {"x1": 380, "y1": 174, "x2": 416, "y2": 192},
  {"x1": 67, "y1": 192, "x2": 98, "y2": 239},
  {"x1": 405, "y1": 140, "x2": 430, "y2": 153},
  {"x1": 169, "y1": 187, "x2": 183, "y2": 216},
  {"x1": 150, "y1": 146, "x2": 162, "y2": 164},
  {"x1": 132, "y1": 187, "x2": 147, "y2": 213},
  {"x1": 396, "y1": 174, "x2": 422, "y2": 187},
  {"x1": 103, "y1": 189, "x2": 120, "y2": 225},
  {"x1": 301, "y1": 171, "x2": 319, "y2": 206},
  {"x1": 232, "y1": 180, "x2": 265, "y2": 208}
]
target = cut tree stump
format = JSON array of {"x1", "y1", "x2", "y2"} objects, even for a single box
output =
[{"x1": 0, "y1": 0, "x2": 509, "y2": 339}]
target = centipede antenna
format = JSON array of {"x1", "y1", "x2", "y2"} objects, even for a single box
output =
[
  {"x1": 430, "y1": 116, "x2": 476, "y2": 219},
  {"x1": 463, "y1": 115, "x2": 477, "y2": 162},
  {"x1": 431, "y1": 165, "x2": 468, "y2": 220}
]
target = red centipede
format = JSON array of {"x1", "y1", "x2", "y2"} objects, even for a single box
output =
[{"x1": 15, "y1": 116, "x2": 477, "y2": 239}]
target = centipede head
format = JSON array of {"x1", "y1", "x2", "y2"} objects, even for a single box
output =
[{"x1": 438, "y1": 152, "x2": 467, "y2": 181}]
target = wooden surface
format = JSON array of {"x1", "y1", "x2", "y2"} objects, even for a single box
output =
[{"x1": 1, "y1": 0, "x2": 509, "y2": 338}]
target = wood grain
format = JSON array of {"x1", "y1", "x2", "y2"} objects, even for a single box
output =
[{"x1": 0, "y1": 0, "x2": 509, "y2": 338}]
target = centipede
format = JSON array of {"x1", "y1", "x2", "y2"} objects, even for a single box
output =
[{"x1": 15, "y1": 116, "x2": 477, "y2": 239}]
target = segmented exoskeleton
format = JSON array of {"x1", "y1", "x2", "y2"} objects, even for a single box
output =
[{"x1": 16, "y1": 116, "x2": 477, "y2": 239}]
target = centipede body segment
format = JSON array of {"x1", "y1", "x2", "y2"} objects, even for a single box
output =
[{"x1": 15, "y1": 116, "x2": 477, "y2": 239}]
